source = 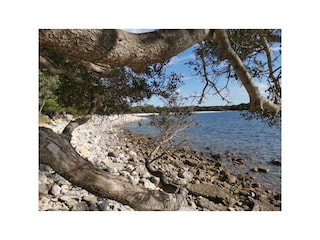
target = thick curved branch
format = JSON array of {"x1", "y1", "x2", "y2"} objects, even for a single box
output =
[
  {"x1": 39, "y1": 55, "x2": 71, "y2": 77},
  {"x1": 39, "y1": 29, "x2": 212, "y2": 76},
  {"x1": 40, "y1": 127, "x2": 187, "y2": 210},
  {"x1": 215, "y1": 30, "x2": 281, "y2": 115}
]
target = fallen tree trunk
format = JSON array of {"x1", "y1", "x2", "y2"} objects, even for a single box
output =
[{"x1": 39, "y1": 126, "x2": 187, "y2": 211}]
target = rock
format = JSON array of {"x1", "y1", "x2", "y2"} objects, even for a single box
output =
[
  {"x1": 251, "y1": 183, "x2": 261, "y2": 188},
  {"x1": 271, "y1": 159, "x2": 281, "y2": 166},
  {"x1": 258, "y1": 166, "x2": 270, "y2": 173},
  {"x1": 105, "y1": 166, "x2": 118, "y2": 173},
  {"x1": 227, "y1": 174, "x2": 238, "y2": 184},
  {"x1": 50, "y1": 183, "x2": 61, "y2": 196},
  {"x1": 60, "y1": 184, "x2": 71, "y2": 194},
  {"x1": 39, "y1": 183, "x2": 50, "y2": 196},
  {"x1": 187, "y1": 183, "x2": 236, "y2": 206},
  {"x1": 183, "y1": 158, "x2": 199, "y2": 167},
  {"x1": 128, "y1": 175, "x2": 140, "y2": 185},
  {"x1": 89, "y1": 203, "x2": 99, "y2": 211},
  {"x1": 64, "y1": 199, "x2": 79, "y2": 208},
  {"x1": 178, "y1": 169, "x2": 186, "y2": 178},
  {"x1": 97, "y1": 199, "x2": 109, "y2": 211},
  {"x1": 196, "y1": 196, "x2": 227, "y2": 211},
  {"x1": 71, "y1": 202, "x2": 89, "y2": 211},
  {"x1": 108, "y1": 152, "x2": 116, "y2": 157},
  {"x1": 128, "y1": 150, "x2": 137, "y2": 158},
  {"x1": 59, "y1": 192, "x2": 82, "y2": 202},
  {"x1": 210, "y1": 152, "x2": 222, "y2": 160},
  {"x1": 83, "y1": 194, "x2": 97, "y2": 204}
]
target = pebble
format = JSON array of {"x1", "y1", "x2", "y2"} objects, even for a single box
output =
[{"x1": 39, "y1": 114, "x2": 281, "y2": 212}]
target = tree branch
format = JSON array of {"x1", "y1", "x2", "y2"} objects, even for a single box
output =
[
  {"x1": 215, "y1": 30, "x2": 281, "y2": 115},
  {"x1": 39, "y1": 29, "x2": 212, "y2": 76},
  {"x1": 40, "y1": 127, "x2": 187, "y2": 210},
  {"x1": 39, "y1": 55, "x2": 71, "y2": 77},
  {"x1": 198, "y1": 41, "x2": 231, "y2": 104},
  {"x1": 260, "y1": 35, "x2": 281, "y2": 102}
]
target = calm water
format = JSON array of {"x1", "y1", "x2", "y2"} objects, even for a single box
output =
[{"x1": 124, "y1": 111, "x2": 281, "y2": 191}]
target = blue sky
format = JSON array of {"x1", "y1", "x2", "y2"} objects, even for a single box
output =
[{"x1": 124, "y1": 29, "x2": 272, "y2": 107}]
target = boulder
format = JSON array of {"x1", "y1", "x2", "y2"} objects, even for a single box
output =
[
  {"x1": 187, "y1": 183, "x2": 236, "y2": 206},
  {"x1": 196, "y1": 196, "x2": 228, "y2": 211}
]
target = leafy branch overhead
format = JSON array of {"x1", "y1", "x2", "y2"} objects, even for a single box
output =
[
  {"x1": 39, "y1": 29, "x2": 282, "y2": 211},
  {"x1": 39, "y1": 29, "x2": 281, "y2": 122}
]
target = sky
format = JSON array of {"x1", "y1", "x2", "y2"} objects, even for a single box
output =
[
  {"x1": 124, "y1": 29, "x2": 270, "y2": 107},
  {"x1": 2, "y1": 1, "x2": 319, "y2": 239}
]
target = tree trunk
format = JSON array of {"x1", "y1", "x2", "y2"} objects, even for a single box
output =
[
  {"x1": 39, "y1": 126, "x2": 187, "y2": 211},
  {"x1": 214, "y1": 29, "x2": 281, "y2": 115},
  {"x1": 39, "y1": 29, "x2": 212, "y2": 76}
]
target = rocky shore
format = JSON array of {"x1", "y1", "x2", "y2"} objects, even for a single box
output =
[{"x1": 39, "y1": 114, "x2": 281, "y2": 211}]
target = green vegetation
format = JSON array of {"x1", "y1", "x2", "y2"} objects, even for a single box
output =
[{"x1": 130, "y1": 103, "x2": 249, "y2": 114}]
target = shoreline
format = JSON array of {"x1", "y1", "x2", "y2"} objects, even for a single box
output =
[{"x1": 39, "y1": 114, "x2": 281, "y2": 211}]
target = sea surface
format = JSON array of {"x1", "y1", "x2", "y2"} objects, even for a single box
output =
[{"x1": 124, "y1": 111, "x2": 281, "y2": 191}]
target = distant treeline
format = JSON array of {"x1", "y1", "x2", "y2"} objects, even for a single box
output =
[{"x1": 130, "y1": 103, "x2": 249, "y2": 113}]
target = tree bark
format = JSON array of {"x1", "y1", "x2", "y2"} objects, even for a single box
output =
[
  {"x1": 39, "y1": 127, "x2": 187, "y2": 210},
  {"x1": 214, "y1": 29, "x2": 281, "y2": 115},
  {"x1": 39, "y1": 29, "x2": 212, "y2": 76}
]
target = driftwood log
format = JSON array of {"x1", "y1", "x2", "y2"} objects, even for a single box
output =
[{"x1": 39, "y1": 126, "x2": 187, "y2": 211}]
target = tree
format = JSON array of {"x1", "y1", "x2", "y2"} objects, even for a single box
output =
[{"x1": 39, "y1": 29, "x2": 281, "y2": 210}]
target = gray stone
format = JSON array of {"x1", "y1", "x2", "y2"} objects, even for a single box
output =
[
  {"x1": 88, "y1": 203, "x2": 99, "y2": 211},
  {"x1": 187, "y1": 183, "x2": 236, "y2": 206},
  {"x1": 50, "y1": 183, "x2": 61, "y2": 196},
  {"x1": 271, "y1": 159, "x2": 281, "y2": 166},
  {"x1": 258, "y1": 166, "x2": 270, "y2": 173},
  {"x1": 196, "y1": 196, "x2": 227, "y2": 211},
  {"x1": 97, "y1": 199, "x2": 109, "y2": 211},
  {"x1": 71, "y1": 202, "x2": 89, "y2": 211}
]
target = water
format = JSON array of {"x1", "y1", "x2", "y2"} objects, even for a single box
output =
[{"x1": 124, "y1": 111, "x2": 281, "y2": 191}]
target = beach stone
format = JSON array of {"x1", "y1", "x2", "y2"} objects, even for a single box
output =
[
  {"x1": 227, "y1": 174, "x2": 238, "y2": 184},
  {"x1": 50, "y1": 183, "x2": 61, "y2": 196},
  {"x1": 108, "y1": 152, "x2": 116, "y2": 157},
  {"x1": 271, "y1": 159, "x2": 281, "y2": 166},
  {"x1": 60, "y1": 191, "x2": 82, "y2": 202},
  {"x1": 83, "y1": 194, "x2": 97, "y2": 204},
  {"x1": 97, "y1": 199, "x2": 109, "y2": 211},
  {"x1": 196, "y1": 196, "x2": 227, "y2": 211},
  {"x1": 128, "y1": 150, "x2": 137, "y2": 158},
  {"x1": 183, "y1": 158, "x2": 199, "y2": 167},
  {"x1": 187, "y1": 183, "x2": 235, "y2": 206},
  {"x1": 39, "y1": 182, "x2": 50, "y2": 196},
  {"x1": 60, "y1": 184, "x2": 71, "y2": 194},
  {"x1": 64, "y1": 199, "x2": 79, "y2": 208},
  {"x1": 258, "y1": 167, "x2": 270, "y2": 173}
]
